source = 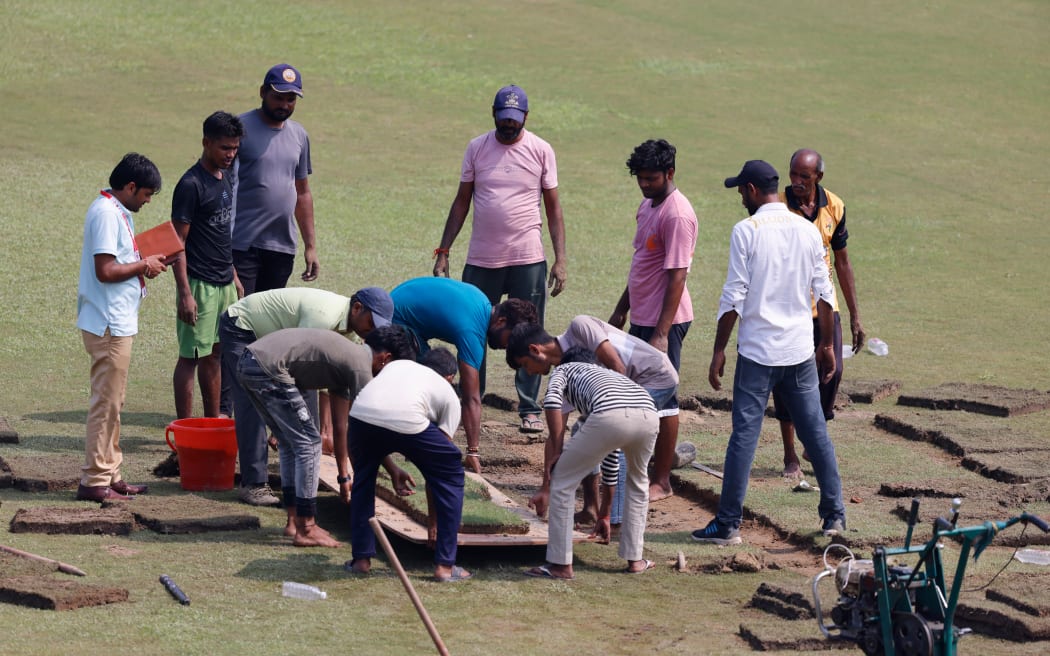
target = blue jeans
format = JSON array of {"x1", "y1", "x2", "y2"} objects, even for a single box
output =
[
  {"x1": 236, "y1": 350, "x2": 321, "y2": 518},
  {"x1": 462, "y1": 261, "x2": 547, "y2": 416},
  {"x1": 349, "y1": 417, "x2": 465, "y2": 567},
  {"x1": 717, "y1": 354, "x2": 845, "y2": 529}
]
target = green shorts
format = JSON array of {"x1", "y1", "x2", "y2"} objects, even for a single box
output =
[{"x1": 177, "y1": 278, "x2": 238, "y2": 359}]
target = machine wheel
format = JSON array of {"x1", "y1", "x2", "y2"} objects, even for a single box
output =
[
  {"x1": 858, "y1": 628, "x2": 882, "y2": 656},
  {"x1": 892, "y1": 612, "x2": 934, "y2": 656}
]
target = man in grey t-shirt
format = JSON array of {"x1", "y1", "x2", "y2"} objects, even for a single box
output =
[{"x1": 233, "y1": 63, "x2": 319, "y2": 294}]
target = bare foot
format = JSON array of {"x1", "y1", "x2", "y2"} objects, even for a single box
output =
[
  {"x1": 782, "y1": 461, "x2": 803, "y2": 480},
  {"x1": 293, "y1": 523, "x2": 343, "y2": 548},
  {"x1": 649, "y1": 483, "x2": 674, "y2": 502},
  {"x1": 283, "y1": 521, "x2": 297, "y2": 538},
  {"x1": 346, "y1": 558, "x2": 371, "y2": 574}
]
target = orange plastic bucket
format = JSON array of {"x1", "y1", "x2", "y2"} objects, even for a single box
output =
[{"x1": 165, "y1": 418, "x2": 238, "y2": 491}]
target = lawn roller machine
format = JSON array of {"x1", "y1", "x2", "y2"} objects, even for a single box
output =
[{"x1": 811, "y1": 497, "x2": 1049, "y2": 655}]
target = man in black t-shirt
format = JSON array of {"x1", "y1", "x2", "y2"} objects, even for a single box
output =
[{"x1": 171, "y1": 111, "x2": 244, "y2": 418}]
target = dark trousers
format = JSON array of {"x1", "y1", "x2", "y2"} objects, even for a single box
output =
[
  {"x1": 349, "y1": 417, "x2": 465, "y2": 566},
  {"x1": 233, "y1": 247, "x2": 295, "y2": 296},
  {"x1": 629, "y1": 321, "x2": 691, "y2": 372},
  {"x1": 462, "y1": 261, "x2": 547, "y2": 416}
]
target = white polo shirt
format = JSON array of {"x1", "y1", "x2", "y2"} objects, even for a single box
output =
[
  {"x1": 76, "y1": 193, "x2": 142, "y2": 337},
  {"x1": 350, "y1": 360, "x2": 461, "y2": 438}
]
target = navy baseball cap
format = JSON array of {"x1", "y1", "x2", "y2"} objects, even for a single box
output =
[
  {"x1": 264, "y1": 64, "x2": 303, "y2": 97},
  {"x1": 724, "y1": 160, "x2": 779, "y2": 189},
  {"x1": 354, "y1": 287, "x2": 394, "y2": 327},
  {"x1": 493, "y1": 85, "x2": 528, "y2": 122}
]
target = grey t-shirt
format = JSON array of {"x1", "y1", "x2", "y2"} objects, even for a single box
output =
[
  {"x1": 232, "y1": 109, "x2": 312, "y2": 255},
  {"x1": 246, "y1": 328, "x2": 371, "y2": 399},
  {"x1": 556, "y1": 315, "x2": 678, "y2": 390}
]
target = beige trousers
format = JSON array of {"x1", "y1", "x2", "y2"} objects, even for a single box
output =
[
  {"x1": 81, "y1": 329, "x2": 133, "y2": 487},
  {"x1": 547, "y1": 406, "x2": 659, "y2": 565}
]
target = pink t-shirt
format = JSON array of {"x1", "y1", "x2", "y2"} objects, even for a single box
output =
[
  {"x1": 627, "y1": 188, "x2": 698, "y2": 326},
  {"x1": 460, "y1": 129, "x2": 558, "y2": 268}
]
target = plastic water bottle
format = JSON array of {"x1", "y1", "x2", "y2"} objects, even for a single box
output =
[
  {"x1": 1015, "y1": 549, "x2": 1050, "y2": 565},
  {"x1": 867, "y1": 338, "x2": 889, "y2": 356},
  {"x1": 281, "y1": 581, "x2": 327, "y2": 600}
]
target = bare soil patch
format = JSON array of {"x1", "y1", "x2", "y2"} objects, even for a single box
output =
[
  {"x1": 838, "y1": 378, "x2": 902, "y2": 404},
  {"x1": 9, "y1": 506, "x2": 135, "y2": 536},
  {"x1": 116, "y1": 494, "x2": 260, "y2": 534},
  {"x1": 0, "y1": 454, "x2": 80, "y2": 492},
  {"x1": 984, "y1": 573, "x2": 1050, "y2": 617},
  {"x1": 897, "y1": 382, "x2": 1050, "y2": 417},
  {"x1": 0, "y1": 417, "x2": 17, "y2": 444},
  {"x1": 0, "y1": 575, "x2": 128, "y2": 610}
]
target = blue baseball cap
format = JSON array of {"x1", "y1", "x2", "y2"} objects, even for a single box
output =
[
  {"x1": 493, "y1": 85, "x2": 528, "y2": 122},
  {"x1": 264, "y1": 64, "x2": 303, "y2": 97},
  {"x1": 354, "y1": 287, "x2": 394, "y2": 327}
]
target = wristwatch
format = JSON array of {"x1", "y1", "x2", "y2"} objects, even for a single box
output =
[{"x1": 337, "y1": 475, "x2": 350, "y2": 484}]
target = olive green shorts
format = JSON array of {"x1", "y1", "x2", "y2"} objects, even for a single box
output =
[{"x1": 177, "y1": 278, "x2": 238, "y2": 359}]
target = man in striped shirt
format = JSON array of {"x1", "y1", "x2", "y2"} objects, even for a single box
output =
[{"x1": 521, "y1": 349, "x2": 659, "y2": 579}]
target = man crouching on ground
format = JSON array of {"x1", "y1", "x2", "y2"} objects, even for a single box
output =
[{"x1": 236, "y1": 325, "x2": 417, "y2": 546}]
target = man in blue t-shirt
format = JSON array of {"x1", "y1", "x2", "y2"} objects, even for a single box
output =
[
  {"x1": 171, "y1": 111, "x2": 243, "y2": 419},
  {"x1": 233, "y1": 63, "x2": 318, "y2": 293},
  {"x1": 390, "y1": 277, "x2": 537, "y2": 473}
]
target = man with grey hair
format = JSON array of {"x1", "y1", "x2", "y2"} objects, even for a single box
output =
[
  {"x1": 774, "y1": 149, "x2": 865, "y2": 479},
  {"x1": 693, "y1": 160, "x2": 846, "y2": 545}
]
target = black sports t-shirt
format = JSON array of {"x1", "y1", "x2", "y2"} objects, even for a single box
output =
[{"x1": 171, "y1": 162, "x2": 235, "y2": 285}]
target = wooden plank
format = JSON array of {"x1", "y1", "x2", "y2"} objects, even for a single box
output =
[{"x1": 317, "y1": 454, "x2": 586, "y2": 546}]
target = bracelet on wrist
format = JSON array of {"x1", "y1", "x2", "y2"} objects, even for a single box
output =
[
  {"x1": 337, "y1": 475, "x2": 350, "y2": 484},
  {"x1": 433, "y1": 247, "x2": 450, "y2": 258}
]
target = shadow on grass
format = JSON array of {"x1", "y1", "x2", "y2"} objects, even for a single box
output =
[
  {"x1": 26, "y1": 410, "x2": 173, "y2": 429},
  {"x1": 0, "y1": 433, "x2": 168, "y2": 456}
]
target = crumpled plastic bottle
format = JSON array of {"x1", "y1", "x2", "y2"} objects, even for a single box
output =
[
  {"x1": 282, "y1": 581, "x2": 327, "y2": 600},
  {"x1": 867, "y1": 338, "x2": 888, "y2": 356}
]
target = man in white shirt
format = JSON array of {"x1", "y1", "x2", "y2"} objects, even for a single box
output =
[
  {"x1": 345, "y1": 348, "x2": 471, "y2": 582},
  {"x1": 692, "y1": 160, "x2": 846, "y2": 545}
]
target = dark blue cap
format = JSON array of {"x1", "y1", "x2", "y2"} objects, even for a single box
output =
[
  {"x1": 493, "y1": 85, "x2": 528, "y2": 122},
  {"x1": 264, "y1": 64, "x2": 303, "y2": 97},
  {"x1": 724, "y1": 160, "x2": 779, "y2": 189}
]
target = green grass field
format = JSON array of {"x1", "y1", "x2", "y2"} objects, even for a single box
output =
[{"x1": 1, "y1": 1, "x2": 1048, "y2": 654}]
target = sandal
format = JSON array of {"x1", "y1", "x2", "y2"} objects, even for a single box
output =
[
  {"x1": 522, "y1": 565, "x2": 574, "y2": 580},
  {"x1": 434, "y1": 565, "x2": 472, "y2": 582},
  {"x1": 623, "y1": 559, "x2": 656, "y2": 574},
  {"x1": 520, "y1": 416, "x2": 544, "y2": 434}
]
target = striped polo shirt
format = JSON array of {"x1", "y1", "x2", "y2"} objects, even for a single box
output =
[{"x1": 543, "y1": 362, "x2": 655, "y2": 420}]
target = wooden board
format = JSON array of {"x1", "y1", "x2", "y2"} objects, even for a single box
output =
[{"x1": 318, "y1": 454, "x2": 587, "y2": 546}]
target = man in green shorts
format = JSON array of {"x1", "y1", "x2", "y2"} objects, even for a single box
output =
[{"x1": 172, "y1": 111, "x2": 244, "y2": 418}]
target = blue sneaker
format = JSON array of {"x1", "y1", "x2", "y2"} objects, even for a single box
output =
[
  {"x1": 691, "y1": 520, "x2": 742, "y2": 545},
  {"x1": 822, "y1": 517, "x2": 846, "y2": 537}
]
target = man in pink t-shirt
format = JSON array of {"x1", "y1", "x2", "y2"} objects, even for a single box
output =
[
  {"x1": 434, "y1": 85, "x2": 568, "y2": 435},
  {"x1": 610, "y1": 139, "x2": 698, "y2": 502}
]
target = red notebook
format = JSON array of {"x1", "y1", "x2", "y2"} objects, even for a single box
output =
[{"x1": 136, "y1": 221, "x2": 184, "y2": 260}]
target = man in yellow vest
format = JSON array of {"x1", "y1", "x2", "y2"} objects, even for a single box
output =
[{"x1": 774, "y1": 149, "x2": 866, "y2": 479}]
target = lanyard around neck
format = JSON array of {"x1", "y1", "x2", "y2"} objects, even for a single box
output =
[{"x1": 99, "y1": 190, "x2": 146, "y2": 295}]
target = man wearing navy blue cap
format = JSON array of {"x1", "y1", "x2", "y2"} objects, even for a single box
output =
[
  {"x1": 692, "y1": 159, "x2": 846, "y2": 545},
  {"x1": 233, "y1": 63, "x2": 319, "y2": 296},
  {"x1": 433, "y1": 84, "x2": 568, "y2": 436}
]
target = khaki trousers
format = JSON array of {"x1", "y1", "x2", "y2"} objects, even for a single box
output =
[
  {"x1": 547, "y1": 406, "x2": 658, "y2": 565},
  {"x1": 81, "y1": 329, "x2": 133, "y2": 487}
]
